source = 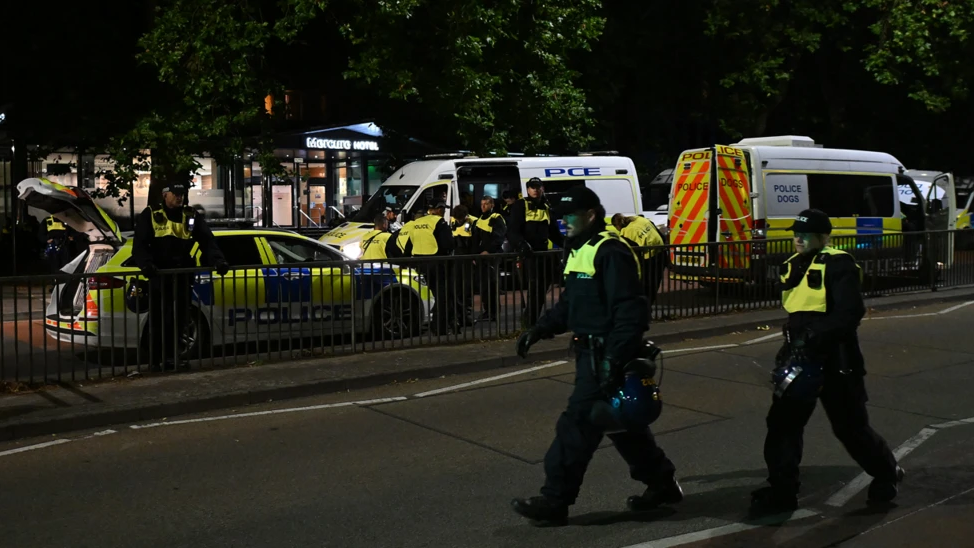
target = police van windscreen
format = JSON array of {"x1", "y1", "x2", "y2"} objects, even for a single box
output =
[
  {"x1": 642, "y1": 170, "x2": 673, "y2": 211},
  {"x1": 351, "y1": 185, "x2": 418, "y2": 223}
]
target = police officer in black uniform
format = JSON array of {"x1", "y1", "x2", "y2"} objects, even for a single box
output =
[
  {"x1": 132, "y1": 182, "x2": 229, "y2": 370},
  {"x1": 751, "y1": 209, "x2": 903, "y2": 514},
  {"x1": 472, "y1": 196, "x2": 507, "y2": 321},
  {"x1": 403, "y1": 201, "x2": 457, "y2": 334},
  {"x1": 511, "y1": 186, "x2": 681, "y2": 524},
  {"x1": 507, "y1": 178, "x2": 565, "y2": 328}
]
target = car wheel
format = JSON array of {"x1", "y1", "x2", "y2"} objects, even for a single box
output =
[
  {"x1": 179, "y1": 307, "x2": 211, "y2": 360},
  {"x1": 372, "y1": 289, "x2": 421, "y2": 340}
]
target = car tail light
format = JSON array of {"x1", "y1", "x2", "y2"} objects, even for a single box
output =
[
  {"x1": 90, "y1": 275, "x2": 125, "y2": 290},
  {"x1": 85, "y1": 293, "x2": 99, "y2": 319}
]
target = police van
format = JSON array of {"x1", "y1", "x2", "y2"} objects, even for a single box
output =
[
  {"x1": 667, "y1": 135, "x2": 944, "y2": 282},
  {"x1": 319, "y1": 154, "x2": 644, "y2": 257}
]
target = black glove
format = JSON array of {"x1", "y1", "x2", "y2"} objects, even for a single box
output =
[
  {"x1": 598, "y1": 358, "x2": 624, "y2": 397},
  {"x1": 516, "y1": 328, "x2": 544, "y2": 358},
  {"x1": 142, "y1": 263, "x2": 158, "y2": 279},
  {"x1": 215, "y1": 261, "x2": 230, "y2": 276},
  {"x1": 517, "y1": 239, "x2": 533, "y2": 257}
]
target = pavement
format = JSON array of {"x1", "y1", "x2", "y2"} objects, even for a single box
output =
[
  {"x1": 1, "y1": 286, "x2": 973, "y2": 442},
  {"x1": 2, "y1": 297, "x2": 974, "y2": 546}
]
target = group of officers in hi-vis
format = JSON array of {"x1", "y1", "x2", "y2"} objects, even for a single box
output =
[{"x1": 356, "y1": 177, "x2": 668, "y2": 336}]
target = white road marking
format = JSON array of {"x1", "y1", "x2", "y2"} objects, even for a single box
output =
[
  {"x1": 413, "y1": 361, "x2": 568, "y2": 397},
  {"x1": 937, "y1": 300, "x2": 974, "y2": 315},
  {"x1": 0, "y1": 438, "x2": 72, "y2": 457},
  {"x1": 82, "y1": 429, "x2": 117, "y2": 439},
  {"x1": 621, "y1": 509, "x2": 818, "y2": 548},
  {"x1": 825, "y1": 416, "x2": 974, "y2": 508},
  {"x1": 742, "y1": 333, "x2": 782, "y2": 345},
  {"x1": 864, "y1": 312, "x2": 938, "y2": 321},
  {"x1": 854, "y1": 483, "x2": 974, "y2": 540},
  {"x1": 662, "y1": 344, "x2": 738, "y2": 354},
  {"x1": 128, "y1": 397, "x2": 408, "y2": 430}
]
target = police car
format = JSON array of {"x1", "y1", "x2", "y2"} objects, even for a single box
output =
[{"x1": 17, "y1": 178, "x2": 433, "y2": 358}]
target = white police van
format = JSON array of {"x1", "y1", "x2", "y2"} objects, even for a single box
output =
[{"x1": 320, "y1": 154, "x2": 644, "y2": 257}]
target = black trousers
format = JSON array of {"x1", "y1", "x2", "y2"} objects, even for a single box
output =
[
  {"x1": 421, "y1": 262, "x2": 457, "y2": 333},
  {"x1": 476, "y1": 260, "x2": 500, "y2": 317},
  {"x1": 147, "y1": 274, "x2": 192, "y2": 366},
  {"x1": 520, "y1": 255, "x2": 555, "y2": 326},
  {"x1": 764, "y1": 372, "x2": 898, "y2": 494},
  {"x1": 644, "y1": 253, "x2": 666, "y2": 307},
  {"x1": 541, "y1": 348, "x2": 676, "y2": 505}
]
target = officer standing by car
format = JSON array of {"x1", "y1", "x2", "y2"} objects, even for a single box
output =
[
  {"x1": 507, "y1": 178, "x2": 565, "y2": 328},
  {"x1": 472, "y1": 196, "x2": 507, "y2": 321},
  {"x1": 132, "y1": 182, "x2": 229, "y2": 370},
  {"x1": 750, "y1": 209, "x2": 903, "y2": 514},
  {"x1": 361, "y1": 214, "x2": 396, "y2": 261},
  {"x1": 403, "y1": 201, "x2": 457, "y2": 334},
  {"x1": 511, "y1": 186, "x2": 682, "y2": 524},
  {"x1": 41, "y1": 215, "x2": 69, "y2": 272}
]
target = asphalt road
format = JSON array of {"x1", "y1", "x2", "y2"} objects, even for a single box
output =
[{"x1": 2, "y1": 300, "x2": 974, "y2": 547}]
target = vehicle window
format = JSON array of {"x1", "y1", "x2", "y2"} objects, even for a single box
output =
[
  {"x1": 456, "y1": 164, "x2": 521, "y2": 207},
  {"x1": 218, "y1": 236, "x2": 265, "y2": 266},
  {"x1": 405, "y1": 183, "x2": 449, "y2": 220},
  {"x1": 807, "y1": 174, "x2": 895, "y2": 218},
  {"x1": 265, "y1": 236, "x2": 343, "y2": 265},
  {"x1": 350, "y1": 184, "x2": 418, "y2": 223}
]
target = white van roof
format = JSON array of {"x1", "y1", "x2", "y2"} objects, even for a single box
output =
[
  {"x1": 734, "y1": 135, "x2": 817, "y2": 148},
  {"x1": 383, "y1": 156, "x2": 637, "y2": 187}
]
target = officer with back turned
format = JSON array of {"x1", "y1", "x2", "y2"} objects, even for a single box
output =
[
  {"x1": 132, "y1": 182, "x2": 229, "y2": 371},
  {"x1": 751, "y1": 209, "x2": 903, "y2": 514},
  {"x1": 511, "y1": 186, "x2": 682, "y2": 524}
]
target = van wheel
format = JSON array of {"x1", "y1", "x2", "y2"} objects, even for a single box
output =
[{"x1": 372, "y1": 290, "x2": 421, "y2": 340}]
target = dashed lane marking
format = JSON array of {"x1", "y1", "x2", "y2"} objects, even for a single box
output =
[{"x1": 620, "y1": 509, "x2": 819, "y2": 548}]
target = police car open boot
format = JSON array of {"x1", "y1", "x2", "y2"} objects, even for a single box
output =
[
  {"x1": 626, "y1": 478, "x2": 684, "y2": 512},
  {"x1": 748, "y1": 486, "x2": 798, "y2": 515},
  {"x1": 511, "y1": 496, "x2": 568, "y2": 525},
  {"x1": 867, "y1": 466, "x2": 905, "y2": 504}
]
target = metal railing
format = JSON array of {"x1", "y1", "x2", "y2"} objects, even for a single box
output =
[{"x1": 1, "y1": 229, "x2": 971, "y2": 384}]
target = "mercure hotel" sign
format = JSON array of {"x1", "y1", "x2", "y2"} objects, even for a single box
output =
[{"x1": 305, "y1": 137, "x2": 380, "y2": 151}]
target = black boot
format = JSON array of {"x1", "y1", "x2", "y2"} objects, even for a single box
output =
[
  {"x1": 627, "y1": 479, "x2": 684, "y2": 512},
  {"x1": 749, "y1": 486, "x2": 798, "y2": 515},
  {"x1": 511, "y1": 496, "x2": 569, "y2": 525},
  {"x1": 868, "y1": 466, "x2": 905, "y2": 504}
]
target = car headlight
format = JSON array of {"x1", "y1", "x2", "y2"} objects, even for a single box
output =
[
  {"x1": 343, "y1": 242, "x2": 362, "y2": 260},
  {"x1": 412, "y1": 274, "x2": 427, "y2": 285}
]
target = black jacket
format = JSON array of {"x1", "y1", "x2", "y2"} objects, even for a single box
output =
[
  {"x1": 507, "y1": 197, "x2": 565, "y2": 252},
  {"x1": 534, "y1": 219, "x2": 648, "y2": 363},
  {"x1": 132, "y1": 205, "x2": 225, "y2": 270},
  {"x1": 779, "y1": 250, "x2": 866, "y2": 374}
]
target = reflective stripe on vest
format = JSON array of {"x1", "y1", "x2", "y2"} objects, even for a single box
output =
[
  {"x1": 780, "y1": 247, "x2": 861, "y2": 314},
  {"x1": 563, "y1": 231, "x2": 642, "y2": 280},
  {"x1": 409, "y1": 214, "x2": 442, "y2": 256},
  {"x1": 46, "y1": 216, "x2": 66, "y2": 232},
  {"x1": 361, "y1": 229, "x2": 391, "y2": 260},
  {"x1": 523, "y1": 198, "x2": 550, "y2": 223},
  {"x1": 476, "y1": 212, "x2": 502, "y2": 233},
  {"x1": 151, "y1": 208, "x2": 192, "y2": 240}
]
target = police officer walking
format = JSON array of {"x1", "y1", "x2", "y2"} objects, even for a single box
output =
[
  {"x1": 132, "y1": 182, "x2": 229, "y2": 370},
  {"x1": 751, "y1": 209, "x2": 903, "y2": 514},
  {"x1": 402, "y1": 201, "x2": 457, "y2": 334},
  {"x1": 512, "y1": 186, "x2": 682, "y2": 524},
  {"x1": 507, "y1": 178, "x2": 565, "y2": 328},
  {"x1": 472, "y1": 196, "x2": 507, "y2": 321}
]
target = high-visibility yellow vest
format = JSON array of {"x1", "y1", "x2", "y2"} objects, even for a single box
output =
[
  {"x1": 475, "y1": 212, "x2": 503, "y2": 233},
  {"x1": 151, "y1": 207, "x2": 193, "y2": 239},
  {"x1": 563, "y1": 231, "x2": 642, "y2": 280},
  {"x1": 523, "y1": 198, "x2": 551, "y2": 223},
  {"x1": 408, "y1": 214, "x2": 443, "y2": 256},
  {"x1": 46, "y1": 216, "x2": 66, "y2": 232},
  {"x1": 361, "y1": 229, "x2": 391, "y2": 260},
  {"x1": 780, "y1": 247, "x2": 862, "y2": 314},
  {"x1": 396, "y1": 221, "x2": 417, "y2": 253},
  {"x1": 453, "y1": 215, "x2": 477, "y2": 238}
]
